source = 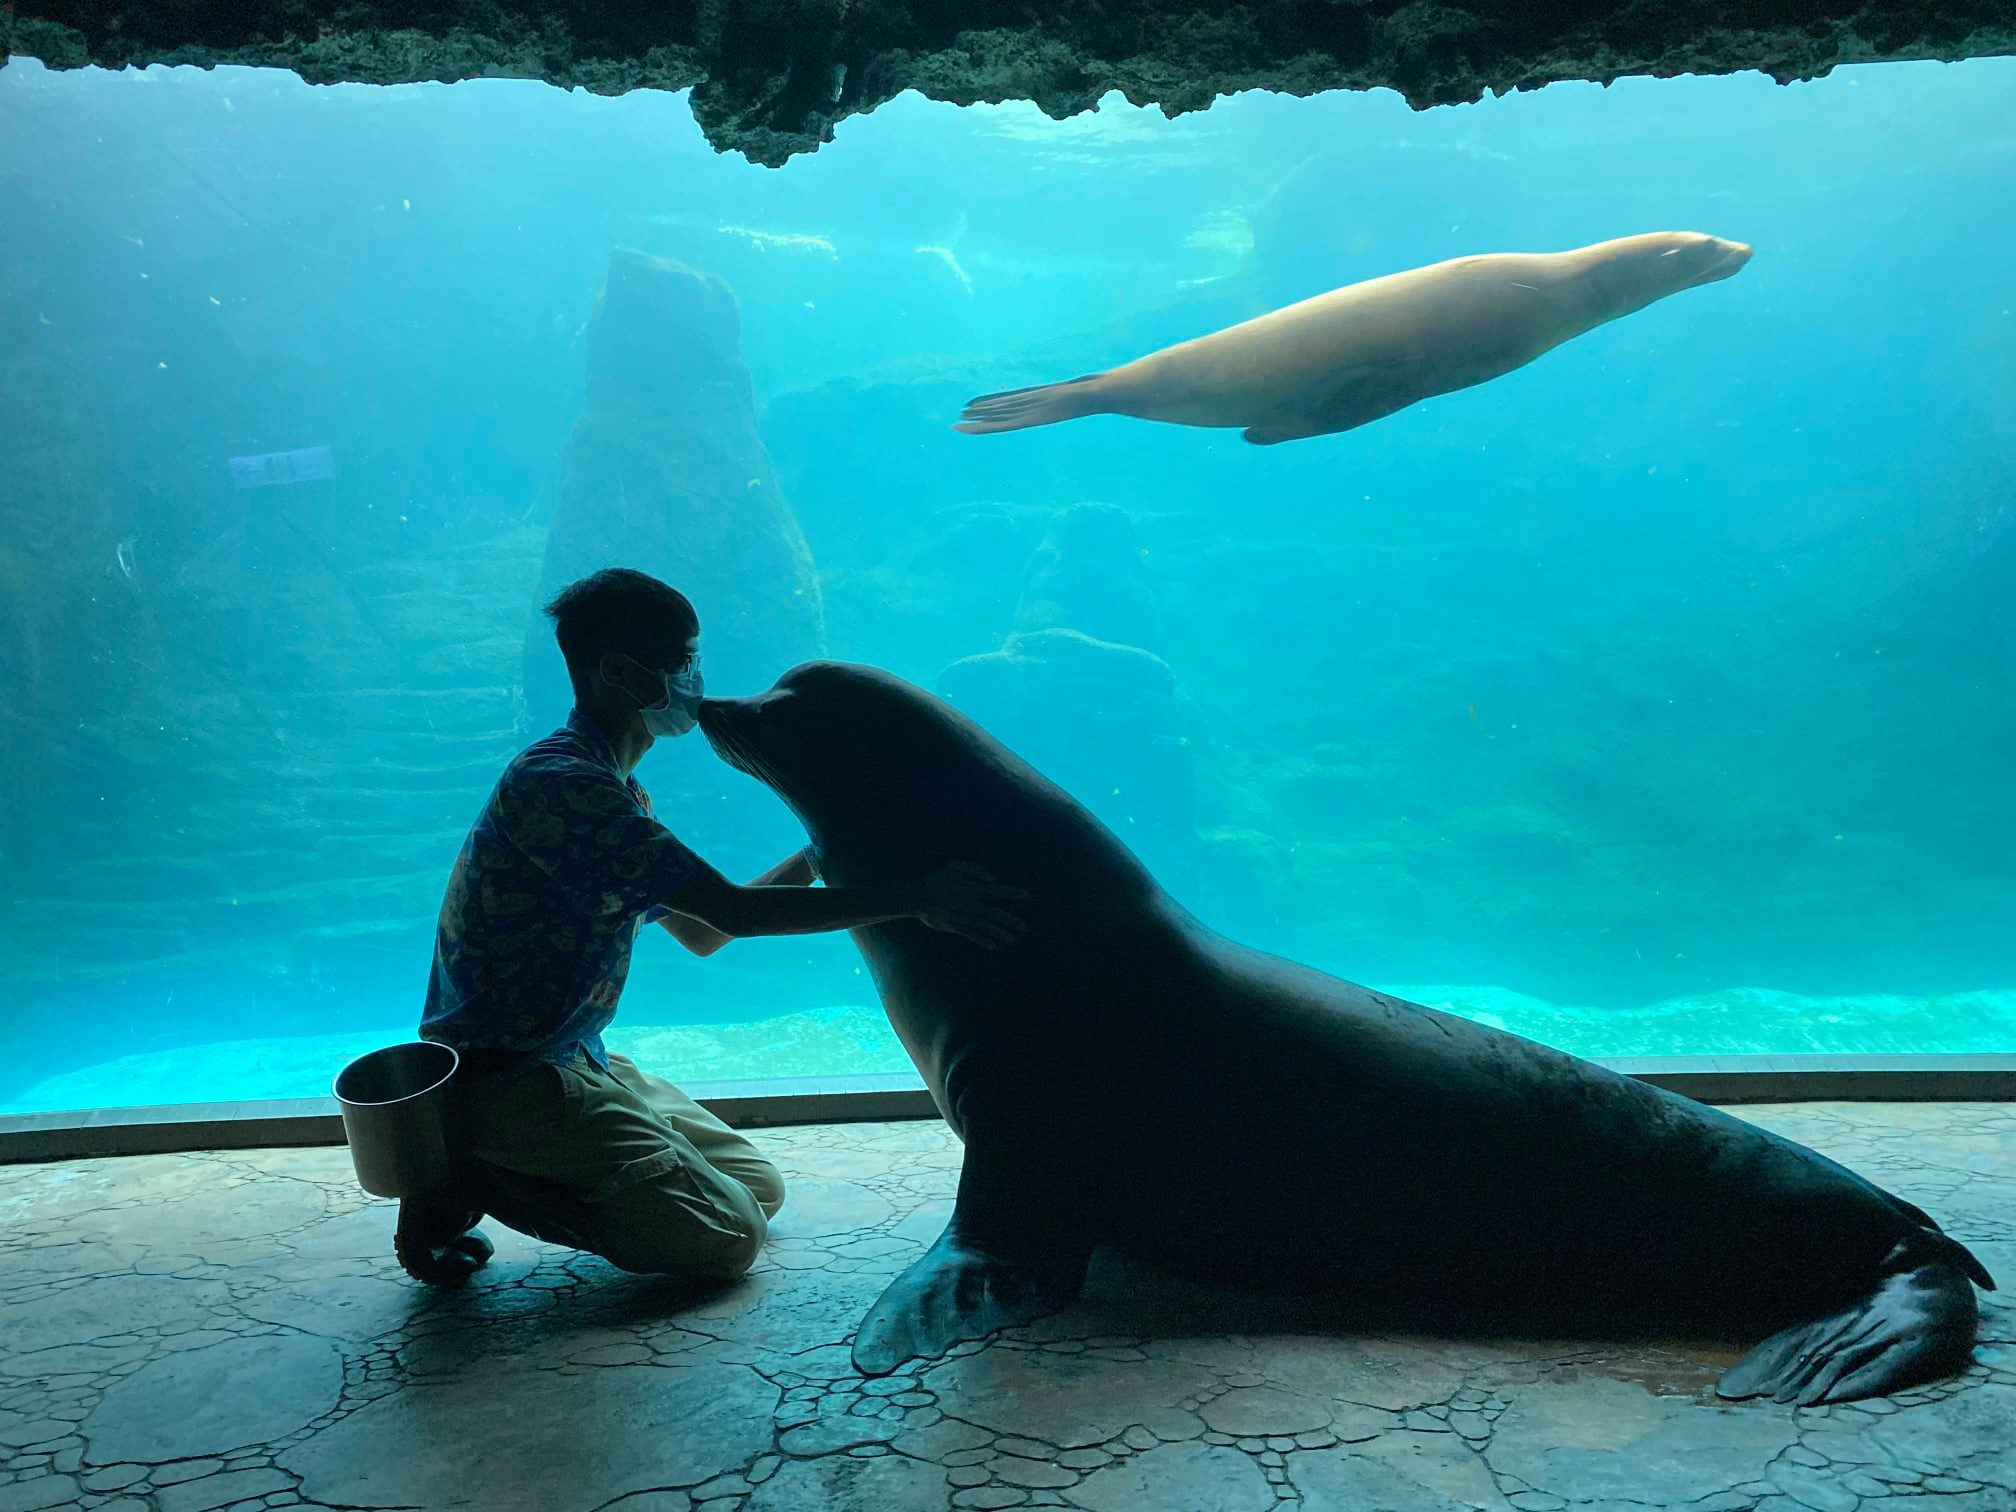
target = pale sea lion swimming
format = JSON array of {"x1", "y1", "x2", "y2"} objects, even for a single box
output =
[
  {"x1": 954, "y1": 231, "x2": 1754, "y2": 445},
  {"x1": 701, "y1": 663, "x2": 1993, "y2": 1402}
]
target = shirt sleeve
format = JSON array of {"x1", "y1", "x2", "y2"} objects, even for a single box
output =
[{"x1": 495, "y1": 754, "x2": 702, "y2": 920}]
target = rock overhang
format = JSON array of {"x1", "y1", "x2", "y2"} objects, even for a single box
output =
[{"x1": 4, "y1": 0, "x2": 2015, "y2": 164}]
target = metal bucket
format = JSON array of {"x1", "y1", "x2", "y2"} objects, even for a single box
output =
[{"x1": 332, "y1": 1041, "x2": 460, "y2": 1199}]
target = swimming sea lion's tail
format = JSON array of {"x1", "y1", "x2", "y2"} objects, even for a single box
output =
[
  {"x1": 954, "y1": 373, "x2": 1110, "y2": 434},
  {"x1": 1716, "y1": 1230, "x2": 1992, "y2": 1406}
]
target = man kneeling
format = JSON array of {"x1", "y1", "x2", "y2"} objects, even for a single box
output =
[{"x1": 399, "y1": 568, "x2": 1025, "y2": 1285}]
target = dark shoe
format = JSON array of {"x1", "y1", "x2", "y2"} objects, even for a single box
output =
[{"x1": 395, "y1": 1187, "x2": 493, "y2": 1286}]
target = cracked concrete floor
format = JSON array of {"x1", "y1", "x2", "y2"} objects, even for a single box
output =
[{"x1": 1, "y1": 1103, "x2": 2011, "y2": 1512}]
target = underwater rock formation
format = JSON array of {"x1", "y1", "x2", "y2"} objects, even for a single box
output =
[
  {"x1": 1014, "y1": 502, "x2": 1164, "y2": 654},
  {"x1": 939, "y1": 627, "x2": 1202, "y2": 901},
  {"x1": 909, "y1": 503, "x2": 1027, "y2": 584},
  {"x1": 927, "y1": 504, "x2": 1232, "y2": 906},
  {"x1": 525, "y1": 248, "x2": 824, "y2": 734},
  {"x1": 8, "y1": 0, "x2": 2016, "y2": 164},
  {"x1": 815, "y1": 504, "x2": 1032, "y2": 677}
]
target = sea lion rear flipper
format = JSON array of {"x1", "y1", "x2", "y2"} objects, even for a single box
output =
[
  {"x1": 954, "y1": 373, "x2": 1110, "y2": 435},
  {"x1": 851, "y1": 1130, "x2": 1092, "y2": 1375},
  {"x1": 1717, "y1": 1252, "x2": 1983, "y2": 1406}
]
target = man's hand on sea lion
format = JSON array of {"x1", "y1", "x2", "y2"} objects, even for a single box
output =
[{"x1": 914, "y1": 861, "x2": 1028, "y2": 949}]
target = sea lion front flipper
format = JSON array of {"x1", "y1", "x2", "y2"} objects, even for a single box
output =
[
  {"x1": 851, "y1": 1132, "x2": 1091, "y2": 1376},
  {"x1": 851, "y1": 1225, "x2": 1088, "y2": 1375},
  {"x1": 1241, "y1": 366, "x2": 1415, "y2": 447},
  {"x1": 1717, "y1": 1253, "x2": 1983, "y2": 1406}
]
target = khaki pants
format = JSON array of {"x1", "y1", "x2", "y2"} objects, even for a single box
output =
[{"x1": 457, "y1": 1052, "x2": 784, "y2": 1282}]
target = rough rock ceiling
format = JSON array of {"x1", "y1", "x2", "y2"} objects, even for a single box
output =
[{"x1": 5, "y1": 0, "x2": 2015, "y2": 164}]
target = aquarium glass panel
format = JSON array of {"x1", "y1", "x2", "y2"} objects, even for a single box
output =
[{"x1": 2, "y1": 57, "x2": 2013, "y2": 1114}]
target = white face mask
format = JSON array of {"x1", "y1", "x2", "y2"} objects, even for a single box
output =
[{"x1": 640, "y1": 661, "x2": 704, "y2": 739}]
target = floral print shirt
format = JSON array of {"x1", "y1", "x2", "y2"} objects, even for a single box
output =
[{"x1": 420, "y1": 709, "x2": 701, "y2": 1068}]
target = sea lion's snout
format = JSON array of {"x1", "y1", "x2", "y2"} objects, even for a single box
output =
[
  {"x1": 1700, "y1": 237, "x2": 1753, "y2": 285},
  {"x1": 699, "y1": 688, "x2": 807, "y2": 792},
  {"x1": 697, "y1": 698, "x2": 750, "y2": 769},
  {"x1": 1654, "y1": 233, "x2": 1752, "y2": 290}
]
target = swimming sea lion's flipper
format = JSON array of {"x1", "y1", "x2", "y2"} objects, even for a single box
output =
[
  {"x1": 1242, "y1": 367, "x2": 1413, "y2": 446},
  {"x1": 1717, "y1": 1242, "x2": 1988, "y2": 1406},
  {"x1": 954, "y1": 373, "x2": 1111, "y2": 435},
  {"x1": 851, "y1": 1135, "x2": 1092, "y2": 1375},
  {"x1": 1240, "y1": 424, "x2": 1305, "y2": 447}
]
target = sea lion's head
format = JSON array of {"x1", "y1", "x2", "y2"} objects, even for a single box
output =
[
  {"x1": 704, "y1": 659, "x2": 1155, "y2": 905},
  {"x1": 1613, "y1": 230, "x2": 1754, "y2": 298},
  {"x1": 699, "y1": 661, "x2": 974, "y2": 853},
  {"x1": 1660, "y1": 231, "x2": 1752, "y2": 288}
]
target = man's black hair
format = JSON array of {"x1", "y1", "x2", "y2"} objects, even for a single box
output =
[{"x1": 544, "y1": 568, "x2": 699, "y2": 702}]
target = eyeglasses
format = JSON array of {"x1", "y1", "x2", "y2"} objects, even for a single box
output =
[{"x1": 623, "y1": 651, "x2": 700, "y2": 679}]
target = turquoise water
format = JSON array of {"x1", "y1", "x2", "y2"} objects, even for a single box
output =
[{"x1": 2, "y1": 57, "x2": 2013, "y2": 1116}]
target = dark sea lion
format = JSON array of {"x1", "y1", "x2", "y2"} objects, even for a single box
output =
[
  {"x1": 698, "y1": 663, "x2": 1993, "y2": 1403},
  {"x1": 954, "y1": 231, "x2": 1753, "y2": 445}
]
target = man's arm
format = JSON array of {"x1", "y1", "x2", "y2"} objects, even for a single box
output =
[
  {"x1": 659, "y1": 847, "x2": 818, "y2": 956},
  {"x1": 661, "y1": 857, "x2": 1025, "y2": 951}
]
